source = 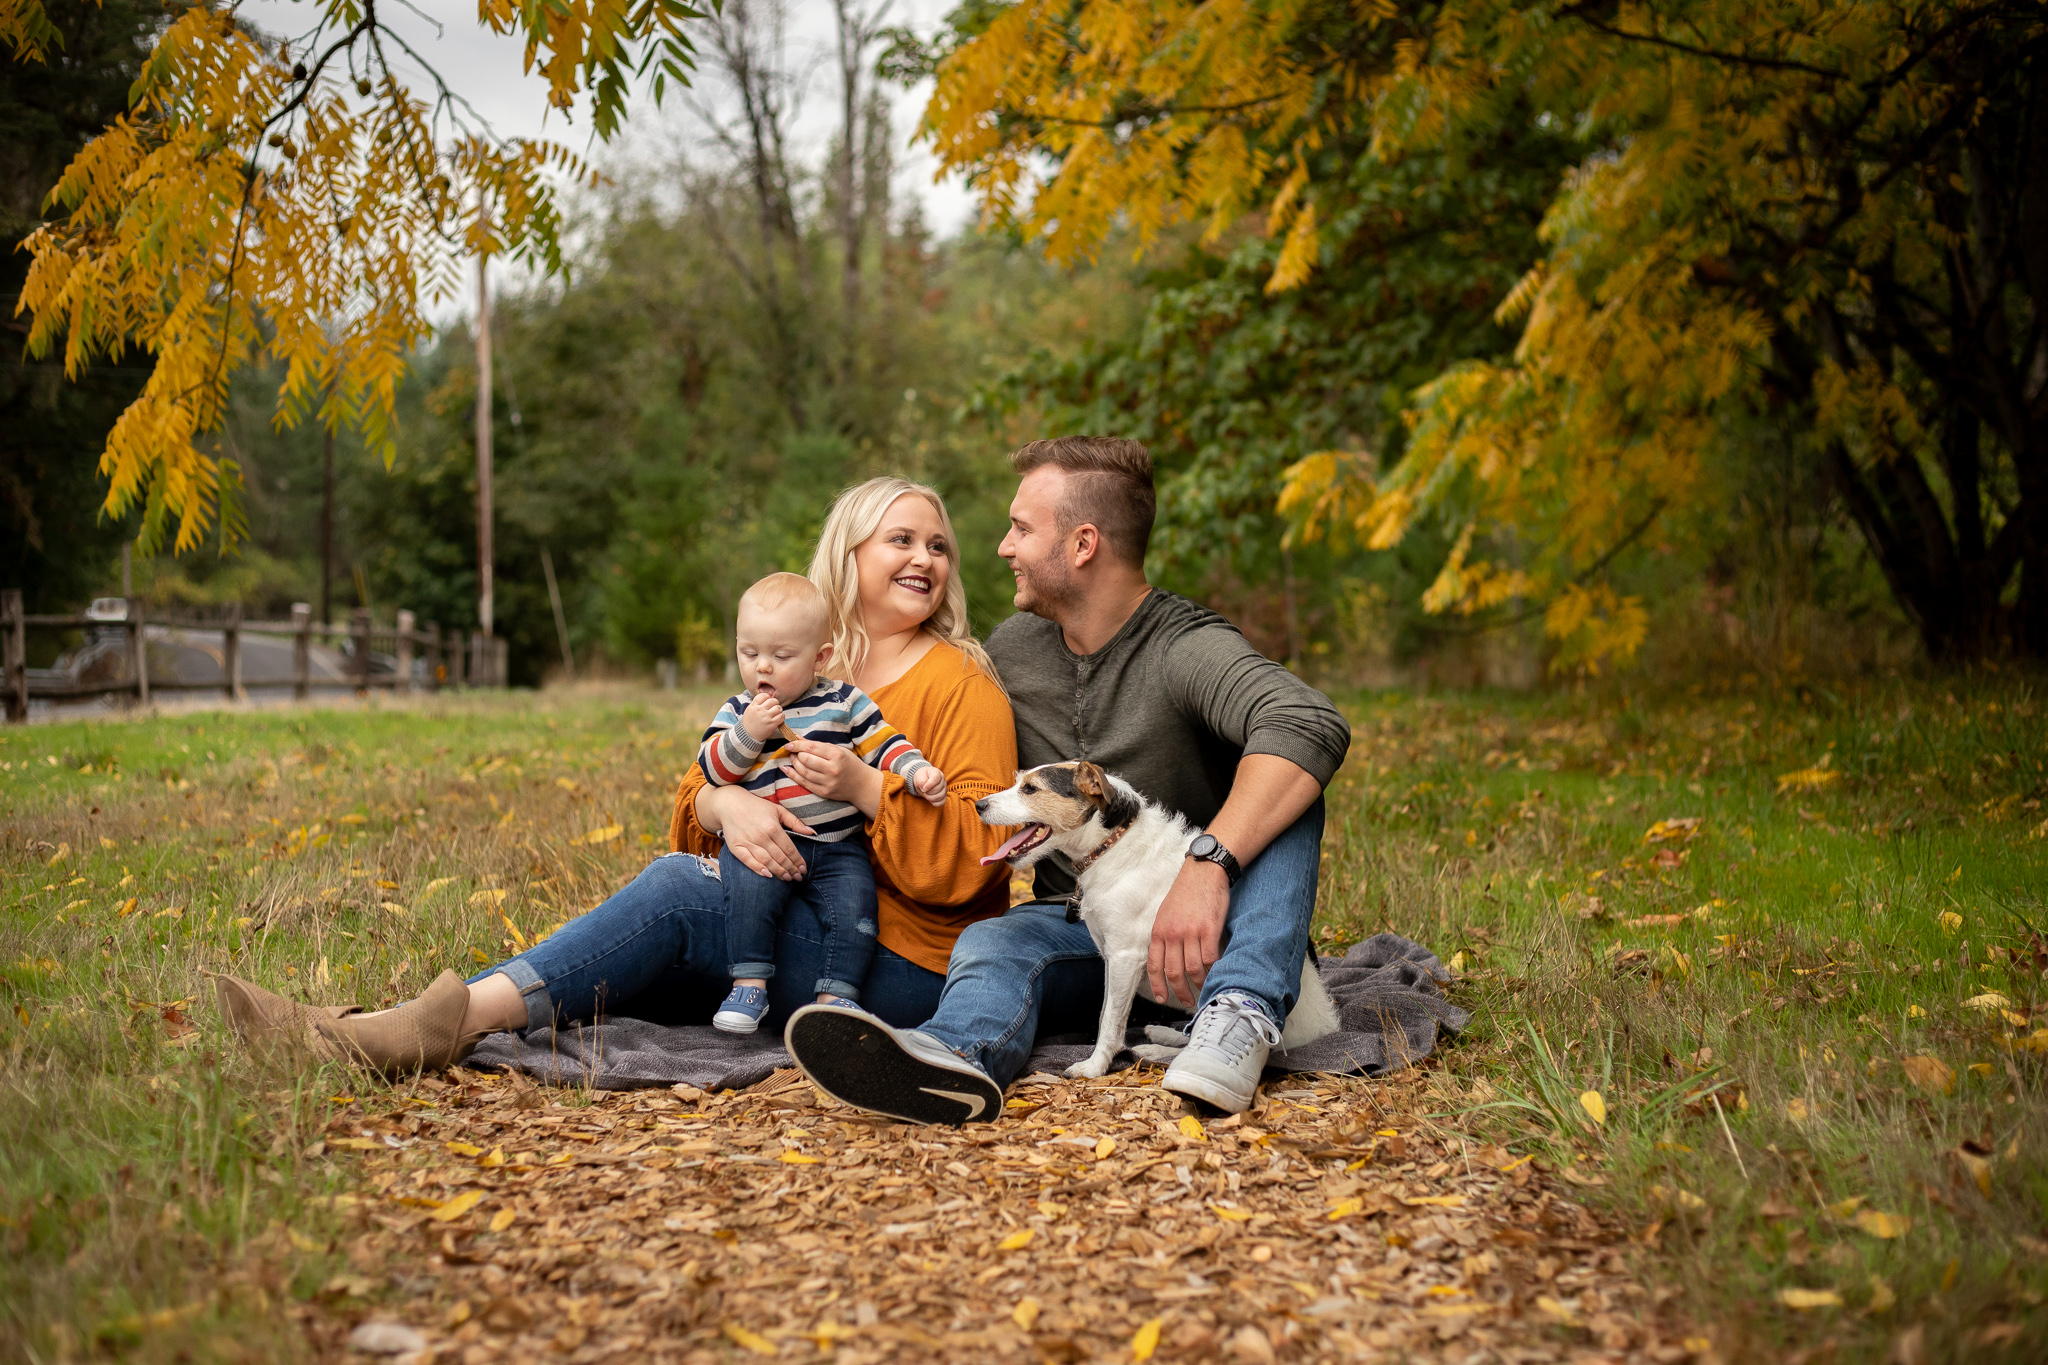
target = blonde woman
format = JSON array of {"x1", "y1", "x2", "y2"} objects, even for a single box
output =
[{"x1": 213, "y1": 478, "x2": 1017, "y2": 1072}]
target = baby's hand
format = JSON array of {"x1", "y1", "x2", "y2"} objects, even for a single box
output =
[
  {"x1": 739, "y1": 690, "x2": 784, "y2": 741},
  {"x1": 911, "y1": 765, "x2": 947, "y2": 807}
]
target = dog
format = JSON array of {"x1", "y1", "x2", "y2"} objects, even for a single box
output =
[{"x1": 974, "y1": 761, "x2": 1340, "y2": 1079}]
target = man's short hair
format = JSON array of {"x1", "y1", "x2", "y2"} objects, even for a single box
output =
[
  {"x1": 738, "y1": 571, "x2": 830, "y2": 641},
  {"x1": 1009, "y1": 436, "x2": 1156, "y2": 568}
]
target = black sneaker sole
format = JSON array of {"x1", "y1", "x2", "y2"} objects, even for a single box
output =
[{"x1": 784, "y1": 1006, "x2": 1003, "y2": 1127}]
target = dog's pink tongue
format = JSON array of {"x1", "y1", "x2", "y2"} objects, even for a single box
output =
[{"x1": 980, "y1": 826, "x2": 1039, "y2": 866}]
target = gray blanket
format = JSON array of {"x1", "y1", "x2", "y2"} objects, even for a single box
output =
[{"x1": 467, "y1": 933, "x2": 1468, "y2": 1092}]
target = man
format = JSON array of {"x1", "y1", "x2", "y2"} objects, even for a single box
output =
[{"x1": 786, "y1": 437, "x2": 1351, "y2": 1120}]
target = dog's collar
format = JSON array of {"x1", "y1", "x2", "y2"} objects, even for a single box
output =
[{"x1": 1063, "y1": 824, "x2": 1132, "y2": 923}]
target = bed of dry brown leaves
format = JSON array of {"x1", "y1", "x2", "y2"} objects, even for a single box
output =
[{"x1": 292, "y1": 1061, "x2": 1700, "y2": 1364}]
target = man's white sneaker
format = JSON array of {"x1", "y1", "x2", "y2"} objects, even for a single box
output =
[
  {"x1": 1160, "y1": 992, "x2": 1281, "y2": 1112},
  {"x1": 784, "y1": 1004, "x2": 1004, "y2": 1126}
]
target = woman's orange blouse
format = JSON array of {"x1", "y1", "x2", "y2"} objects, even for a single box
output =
[{"x1": 669, "y1": 640, "x2": 1018, "y2": 974}]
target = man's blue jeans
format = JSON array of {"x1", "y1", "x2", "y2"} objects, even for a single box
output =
[
  {"x1": 471, "y1": 852, "x2": 945, "y2": 1032},
  {"x1": 919, "y1": 798, "x2": 1324, "y2": 1088}
]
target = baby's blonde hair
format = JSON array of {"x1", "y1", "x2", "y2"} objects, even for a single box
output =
[
  {"x1": 737, "y1": 572, "x2": 831, "y2": 644},
  {"x1": 807, "y1": 477, "x2": 1002, "y2": 689}
]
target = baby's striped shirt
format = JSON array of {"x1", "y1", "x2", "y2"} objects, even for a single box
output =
[{"x1": 696, "y1": 677, "x2": 942, "y2": 842}]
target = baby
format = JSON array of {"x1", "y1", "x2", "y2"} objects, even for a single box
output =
[{"x1": 697, "y1": 572, "x2": 946, "y2": 1033}]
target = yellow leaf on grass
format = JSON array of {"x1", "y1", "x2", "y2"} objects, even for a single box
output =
[
  {"x1": 723, "y1": 1323, "x2": 778, "y2": 1356},
  {"x1": 1178, "y1": 1115, "x2": 1207, "y2": 1142},
  {"x1": 488, "y1": 1208, "x2": 516, "y2": 1233},
  {"x1": 1937, "y1": 911, "x2": 1963, "y2": 934},
  {"x1": 420, "y1": 877, "x2": 456, "y2": 899},
  {"x1": 998, "y1": 1229, "x2": 1034, "y2": 1251},
  {"x1": 1963, "y1": 992, "x2": 2012, "y2": 1011},
  {"x1": 1534, "y1": 1296, "x2": 1576, "y2": 1322},
  {"x1": 778, "y1": 1151, "x2": 820, "y2": 1164},
  {"x1": 1852, "y1": 1209, "x2": 1909, "y2": 1239},
  {"x1": 1778, "y1": 1288, "x2": 1842, "y2": 1309},
  {"x1": 1579, "y1": 1090, "x2": 1607, "y2": 1125},
  {"x1": 444, "y1": 1141, "x2": 484, "y2": 1157},
  {"x1": 1867, "y1": 1275, "x2": 1895, "y2": 1313},
  {"x1": 1326, "y1": 1198, "x2": 1364, "y2": 1220},
  {"x1": 1901, "y1": 1055, "x2": 1955, "y2": 1095},
  {"x1": 430, "y1": 1190, "x2": 486, "y2": 1222},
  {"x1": 1131, "y1": 1316, "x2": 1164, "y2": 1361},
  {"x1": 1954, "y1": 1150, "x2": 1992, "y2": 1196},
  {"x1": 469, "y1": 889, "x2": 508, "y2": 908},
  {"x1": 1210, "y1": 1204, "x2": 1252, "y2": 1222},
  {"x1": 1012, "y1": 1298, "x2": 1041, "y2": 1330},
  {"x1": 1826, "y1": 1196, "x2": 1865, "y2": 1218},
  {"x1": 1095, "y1": 1137, "x2": 1115, "y2": 1160},
  {"x1": 1907, "y1": 1005, "x2": 1927, "y2": 1019},
  {"x1": 329, "y1": 1137, "x2": 380, "y2": 1151},
  {"x1": 379, "y1": 901, "x2": 407, "y2": 916},
  {"x1": 1776, "y1": 765, "x2": 1839, "y2": 793},
  {"x1": 577, "y1": 824, "x2": 624, "y2": 845},
  {"x1": 1968, "y1": 1062, "x2": 1995, "y2": 1078}
]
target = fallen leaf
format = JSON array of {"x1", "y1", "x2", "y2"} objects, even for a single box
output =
[
  {"x1": 478, "y1": 1147, "x2": 505, "y2": 1168},
  {"x1": 1778, "y1": 1288, "x2": 1843, "y2": 1310},
  {"x1": 1963, "y1": 992, "x2": 2012, "y2": 1011},
  {"x1": 1402, "y1": 1195, "x2": 1466, "y2": 1208},
  {"x1": 1937, "y1": 911, "x2": 1963, "y2": 934},
  {"x1": 379, "y1": 901, "x2": 407, "y2": 916},
  {"x1": 1534, "y1": 1296, "x2": 1577, "y2": 1323},
  {"x1": 1210, "y1": 1204, "x2": 1253, "y2": 1222},
  {"x1": 577, "y1": 824, "x2": 624, "y2": 846},
  {"x1": 1953, "y1": 1149, "x2": 1992, "y2": 1197},
  {"x1": 488, "y1": 1208, "x2": 516, "y2": 1233},
  {"x1": 998, "y1": 1229, "x2": 1033, "y2": 1251},
  {"x1": 1326, "y1": 1198, "x2": 1363, "y2": 1221},
  {"x1": 723, "y1": 1323, "x2": 777, "y2": 1356},
  {"x1": 1178, "y1": 1115, "x2": 1207, "y2": 1142},
  {"x1": 1094, "y1": 1136, "x2": 1115, "y2": 1160},
  {"x1": 1852, "y1": 1209, "x2": 1909, "y2": 1239},
  {"x1": 1011, "y1": 1298, "x2": 1040, "y2": 1330},
  {"x1": 1578, "y1": 1090, "x2": 1606, "y2": 1125},
  {"x1": 778, "y1": 1151, "x2": 820, "y2": 1164},
  {"x1": 1131, "y1": 1316, "x2": 1163, "y2": 1361},
  {"x1": 445, "y1": 1141, "x2": 484, "y2": 1158},
  {"x1": 1826, "y1": 1196, "x2": 1866, "y2": 1218},
  {"x1": 469, "y1": 889, "x2": 508, "y2": 908},
  {"x1": 1866, "y1": 1275, "x2": 1895, "y2": 1313},
  {"x1": 430, "y1": 1189, "x2": 486, "y2": 1223},
  {"x1": 1900, "y1": 1055, "x2": 1954, "y2": 1095},
  {"x1": 1787, "y1": 1098, "x2": 1814, "y2": 1122}
]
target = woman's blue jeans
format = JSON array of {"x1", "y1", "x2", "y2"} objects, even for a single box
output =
[
  {"x1": 469, "y1": 852, "x2": 944, "y2": 1031},
  {"x1": 918, "y1": 798, "x2": 1325, "y2": 1088}
]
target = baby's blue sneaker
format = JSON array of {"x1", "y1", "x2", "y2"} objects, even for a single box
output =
[
  {"x1": 713, "y1": 985, "x2": 770, "y2": 1034},
  {"x1": 821, "y1": 996, "x2": 860, "y2": 1010}
]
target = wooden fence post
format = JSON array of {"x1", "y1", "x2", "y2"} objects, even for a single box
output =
[
  {"x1": 3, "y1": 590, "x2": 24, "y2": 723},
  {"x1": 292, "y1": 602, "x2": 311, "y2": 700},
  {"x1": 350, "y1": 607, "x2": 372, "y2": 693},
  {"x1": 223, "y1": 600, "x2": 243, "y2": 703},
  {"x1": 128, "y1": 597, "x2": 148, "y2": 707},
  {"x1": 395, "y1": 610, "x2": 415, "y2": 696},
  {"x1": 427, "y1": 623, "x2": 443, "y2": 690},
  {"x1": 493, "y1": 636, "x2": 508, "y2": 688}
]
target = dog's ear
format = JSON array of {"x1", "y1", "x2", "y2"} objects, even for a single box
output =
[{"x1": 1073, "y1": 762, "x2": 1110, "y2": 805}]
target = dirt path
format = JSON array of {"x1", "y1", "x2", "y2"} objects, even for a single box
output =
[{"x1": 299, "y1": 1065, "x2": 1693, "y2": 1363}]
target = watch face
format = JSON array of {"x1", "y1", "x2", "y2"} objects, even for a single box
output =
[{"x1": 1190, "y1": 834, "x2": 1217, "y2": 858}]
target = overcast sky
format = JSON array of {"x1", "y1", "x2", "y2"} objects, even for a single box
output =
[{"x1": 240, "y1": 0, "x2": 981, "y2": 299}]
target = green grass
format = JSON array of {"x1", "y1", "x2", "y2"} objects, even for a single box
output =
[
  {"x1": 3, "y1": 676, "x2": 2045, "y2": 1361},
  {"x1": 1312, "y1": 674, "x2": 2048, "y2": 1361}
]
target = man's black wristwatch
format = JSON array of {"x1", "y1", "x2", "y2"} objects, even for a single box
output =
[{"x1": 1187, "y1": 833, "x2": 1243, "y2": 887}]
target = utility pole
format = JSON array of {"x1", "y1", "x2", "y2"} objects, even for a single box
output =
[
  {"x1": 320, "y1": 419, "x2": 335, "y2": 627},
  {"x1": 474, "y1": 248, "x2": 495, "y2": 668}
]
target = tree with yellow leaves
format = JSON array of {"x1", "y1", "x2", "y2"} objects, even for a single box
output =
[
  {"x1": 2, "y1": 0, "x2": 710, "y2": 555},
  {"x1": 926, "y1": 0, "x2": 2048, "y2": 665}
]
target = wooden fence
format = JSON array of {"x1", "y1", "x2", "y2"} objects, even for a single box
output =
[{"x1": 1, "y1": 592, "x2": 508, "y2": 723}]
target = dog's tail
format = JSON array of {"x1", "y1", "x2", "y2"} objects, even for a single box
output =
[{"x1": 1278, "y1": 954, "x2": 1341, "y2": 1051}]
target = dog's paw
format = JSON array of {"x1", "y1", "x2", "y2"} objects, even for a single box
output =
[
  {"x1": 1064, "y1": 1057, "x2": 1111, "y2": 1080},
  {"x1": 1142, "y1": 1024, "x2": 1189, "y2": 1047},
  {"x1": 1131, "y1": 1043, "x2": 1183, "y2": 1063}
]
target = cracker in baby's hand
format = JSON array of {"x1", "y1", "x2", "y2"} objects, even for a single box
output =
[{"x1": 778, "y1": 722, "x2": 802, "y2": 745}]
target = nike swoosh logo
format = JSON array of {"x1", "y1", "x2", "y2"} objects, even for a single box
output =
[{"x1": 919, "y1": 1086, "x2": 988, "y2": 1119}]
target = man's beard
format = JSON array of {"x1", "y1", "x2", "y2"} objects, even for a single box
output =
[{"x1": 1013, "y1": 550, "x2": 1078, "y2": 618}]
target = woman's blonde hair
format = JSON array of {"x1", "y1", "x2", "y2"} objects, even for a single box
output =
[{"x1": 808, "y1": 477, "x2": 1002, "y2": 690}]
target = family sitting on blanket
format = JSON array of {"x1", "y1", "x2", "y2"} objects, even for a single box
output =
[{"x1": 212, "y1": 438, "x2": 1353, "y2": 1120}]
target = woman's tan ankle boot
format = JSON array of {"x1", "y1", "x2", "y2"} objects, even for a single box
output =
[
  {"x1": 314, "y1": 971, "x2": 485, "y2": 1076},
  {"x1": 211, "y1": 972, "x2": 342, "y2": 1065}
]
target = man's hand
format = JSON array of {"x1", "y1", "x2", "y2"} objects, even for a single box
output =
[
  {"x1": 1149, "y1": 858, "x2": 1230, "y2": 1009},
  {"x1": 739, "y1": 690, "x2": 783, "y2": 741}
]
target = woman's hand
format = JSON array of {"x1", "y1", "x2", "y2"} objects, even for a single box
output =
[
  {"x1": 783, "y1": 739, "x2": 886, "y2": 819},
  {"x1": 696, "y1": 785, "x2": 812, "y2": 880}
]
